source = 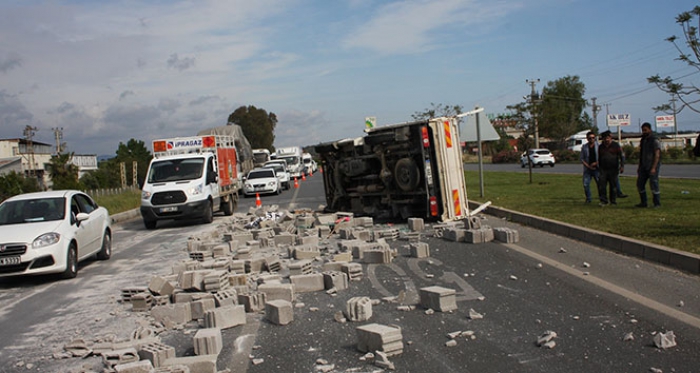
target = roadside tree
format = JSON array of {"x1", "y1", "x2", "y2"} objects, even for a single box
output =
[
  {"x1": 49, "y1": 152, "x2": 81, "y2": 190},
  {"x1": 227, "y1": 106, "x2": 277, "y2": 150}
]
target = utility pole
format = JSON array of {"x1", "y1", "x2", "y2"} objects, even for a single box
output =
[
  {"x1": 591, "y1": 97, "x2": 601, "y2": 130},
  {"x1": 22, "y1": 125, "x2": 38, "y2": 178},
  {"x1": 526, "y1": 79, "x2": 541, "y2": 148},
  {"x1": 52, "y1": 127, "x2": 64, "y2": 154}
]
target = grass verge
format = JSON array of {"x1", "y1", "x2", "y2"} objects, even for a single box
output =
[
  {"x1": 95, "y1": 190, "x2": 141, "y2": 216},
  {"x1": 465, "y1": 171, "x2": 700, "y2": 255}
]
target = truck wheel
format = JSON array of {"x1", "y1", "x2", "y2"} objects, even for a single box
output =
[
  {"x1": 202, "y1": 201, "x2": 214, "y2": 224},
  {"x1": 395, "y1": 158, "x2": 420, "y2": 192},
  {"x1": 222, "y1": 197, "x2": 234, "y2": 216},
  {"x1": 143, "y1": 219, "x2": 157, "y2": 230}
]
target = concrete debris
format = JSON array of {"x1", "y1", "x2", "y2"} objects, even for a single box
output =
[
  {"x1": 334, "y1": 311, "x2": 348, "y2": 323},
  {"x1": 536, "y1": 331, "x2": 557, "y2": 347},
  {"x1": 623, "y1": 332, "x2": 635, "y2": 341},
  {"x1": 251, "y1": 358, "x2": 265, "y2": 365},
  {"x1": 649, "y1": 368, "x2": 663, "y2": 373},
  {"x1": 678, "y1": 300, "x2": 685, "y2": 307},
  {"x1": 445, "y1": 340, "x2": 458, "y2": 347},
  {"x1": 509, "y1": 275, "x2": 518, "y2": 281},
  {"x1": 468, "y1": 309, "x2": 483, "y2": 320},
  {"x1": 374, "y1": 350, "x2": 396, "y2": 370},
  {"x1": 396, "y1": 305, "x2": 415, "y2": 312},
  {"x1": 559, "y1": 248, "x2": 567, "y2": 253},
  {"x1": 447, "y1": 331, "x2": 462, "y2": 339},
  {"x1": 316, "y1": 364, "x2": 335, "y2": 372},
  {"x1": 582, "y1": 262, "x2": 591, "y2": 268},
  {"x1": 63, "y1": 338, "x2": 92, "y2": 358},
  {"x1": 653, "y1": 331, "x2": 677, "y2": 349}
]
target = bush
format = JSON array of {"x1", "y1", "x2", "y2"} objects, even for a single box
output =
[
  {"x1": 664, "y1": 147, "x2": 684, "y2": 160},
  {"x1": 492, "y1": 150, "x2": 521, "y2": 164},
  {"x1": 552, "y1": 149, "x2": 578, "y2": 162},
  {"x1": 623, "y1": 144, "x2": 638, "y2": 162}
]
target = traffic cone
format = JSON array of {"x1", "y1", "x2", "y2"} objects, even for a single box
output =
[
  {"x1": 309, "y1": 169, "x2": 313, "y2": 177},
  {"x1": 302, "y1": 173, "x2": 306, "y2": 181},
  {"x1": 294, "y1": 177, "x2": 299, "y2": 188},
  {"x1": 255, "y1": 193, "x2": 261, "y2": 207}
]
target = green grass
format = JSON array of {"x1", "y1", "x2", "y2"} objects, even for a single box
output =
[
  {"x1": 95, "y1": 190, "x2": 141, "y2": 215},
  {"x1": 465, "y1": 171, "x2": 700, "y2": 255}
]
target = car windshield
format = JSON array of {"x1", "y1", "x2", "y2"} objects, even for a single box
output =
[
  {"x1": 248, "y1": 169, "x2": 275, "y2": 179},
  {"x1": 148, "y1": 158, "x2": 204, "y2": 182},
  {"x1": 264, "y1": 164, "x2": 285, "y2": 174},
  {"x1": 0, "y1": 197, "x2": 66, "y2": 225}
]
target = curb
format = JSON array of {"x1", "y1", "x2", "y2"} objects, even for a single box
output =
[
  {"x1": 468, "y1": 201, "x2": 700, "y2": 275},
  {"x1": 110, "y1": 208, "x2": 141, "y2": 225}
]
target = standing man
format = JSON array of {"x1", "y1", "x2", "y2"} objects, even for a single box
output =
[
  {"x1": 597, "y1": 131, "x2": 624, "y2": 206},
  {"x1": 580, "y1": 131, "x2": 599, "y2": 204},
  {"x1": 636, "y1": 122, "x2": 662, "y2": 208}
]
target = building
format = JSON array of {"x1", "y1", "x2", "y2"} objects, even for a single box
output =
[{"x1": 0, "y1": 138, "x2": 53, "y2": 188}]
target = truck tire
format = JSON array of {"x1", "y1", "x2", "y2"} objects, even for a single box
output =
[
  {"x1": 222, "y1": 197, "x2": 234, "y2": 216},
  {"x1": 144, "y1": 219, "x2": 157, "y2": 230},
  {"x1": 202, "y1": 201, "x2": 214, "y2": 224},
  {"x1": 395, "y1": 158, "x2": 420, "y2": 192}
]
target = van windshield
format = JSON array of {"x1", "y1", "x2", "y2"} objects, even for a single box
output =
[
  {"x1": 278, "y1": 156, "x2": 299, "y2": 166},
  {"x1": 148, "y1": 158, "x2": 204, "y2": 182}
]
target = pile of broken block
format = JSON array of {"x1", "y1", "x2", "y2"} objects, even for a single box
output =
[{"x1": 57, "y1": 206, "x2": 519, "y2": 373}]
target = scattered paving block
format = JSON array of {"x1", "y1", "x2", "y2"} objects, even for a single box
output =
[
  {"x1": 265, "y1": 256, "x2": 281, "y2": 272},
  {"x1": 265, "y1": 299, "x2": 294, "y2": 325},
  {"x1": 274, "y1": 232, "x2": 296, "y2": 246},
  {"x1": 332, "y1": 252, "x2": 352, "y2": 262},
  {"x1": 238, "y1": 292, "x2": 266, "y2": 312},
  {"x1": 211, "y1": 243, "x2": 231, "y2": 257},
  {"x1": 138, "y1": 342, "x2": 176, "y2": 368},
  {"x1": 103, "y1": 347, "x2": 140, "y2": 368},
  {"x1": 162, "y1": 355, "x2": 218, "y2": 373},
  {"x1": 296, "y1": 234, "x2": 320, "y2": 246},
  {"x1": 203, "y1": 305, "x2": 246, "y2": 330},
  {"x1": 131, "y1": 292, "x2": 153, "y2": 312},
  {"x1": 245, "y1": 258, "x2": 266, "y2": 273},
  {"x1": 178, "y1": 270, "x2": 209, "y2": 292},
  {"x1": 420, "y1": 286, "x2": 457, "y2": 312},
  {"x1": 258, "y1": 283, "x2": 295, "y2": 303},
  {"x1": 362, "y1": 249, "x2": 393, "y2": 264},
  {"x1": 323, "y1": 271, "x2": 349, "y2": 291},
  {"x1": 292, "y1": 245, "x2": 321, "y2": 260},
  {"x1": 317, "y1": 225, "x2": 331, "y2": 237},
  {"x1": 153, "y1": 295, "x2": 170, "y2": 307},
  {"x1": 341, "y1": 263, "x2": 363, "y2": 281},
  {"x1": 296, "y1": 216, "x2": 315, "y2": 229},
  {"x1": 345, "y1": 297, "x2": 372, "y2": 322},
  {"x1": 350, "y1": 228, "x2": 372, "y2": 241},
  {"x1": 290, "y1": 273, "x2": 325, "y2": 293},
  {"x1": 191, "y1": 298, "x2": 216, "y2": 320},
  {"x1": 356, "y1": 323, "x2": 403, "y2": 356},
  {"x1": 203, "y1": 270, "x2": 230, "y2": 292},
  {"x1": 408, "y1": 218, "x2": 425, "y2": 232},
  {"x1": 151, "y1": 303, "x2": 193, "y2": 325},
  {"x1": 114, "y1": 360, "x2": 154, "y2": 373},
  {"x1": 213, "y1": 288, "x2": 238, "y2": 307},
  {"x1": 228, "y1": 273, "x2": 248, "y2": 287},
  {"x1": 465, "y1": 226, "x2": 494, "y2": 244},
  {"x1": 193, "y1": 328, "x2": 223, "y2": 356},
  {"x1": 149, "y1": 276, "x2": 176, "y2": 296},
  {"x1": 246, "y1": 240, "x2": 261, "y2": 250},
  {"x1": 188, "y1": 251, "x2": 209, "y2": 262},
  {"x1": 289, "y1": 259, "x2": 313, "y2": 276},
  {"x1": 493, "y1": 227, "x2": 519, "y2": 243},
  {"x1": 236, "y1": 247, "x2": 251, "y2": 260},
  {"x1": 443, "y1": 228, "x2": 466, "y2": 242},
  {"x1": 354, "y1": 216, "x2": 373, "y2": 227},
  {"x1": 374, "y1": 227, "x2": 399, "y2": 240},
  {"x1": 230, "y1": 260, "x2": 246, "y2": 274},
  {"x1": 409, "y1": 242, "x2": 430, "y2": 258},
  {"x1": 121, "y1": 287, "x2": 148, "y2": 303}
]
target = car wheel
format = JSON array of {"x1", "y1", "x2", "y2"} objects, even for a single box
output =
[
  {"x1": 222, "y1": 197, "x2": 234, "y2": 216},
  {"x1": 144, "y1": 219, "x2": 157, "y2": 230},
  {"x1": 96, "y1": 231, "x2": 111, "y2": 260},
  {"x1": 202, "y1": 201, "x2": 214, "y2": 224},
  {"x1": 550, "y1": 163, "x2": 555, "y2": 167},
  {"x1": 277, "y1": 185, "x2": 282, "y2": 195},
  {"x1": 521, "y1": 162, "x2": 525, "y2": 168},
  {"x1": 61, "y1": 243, "x2": 78, "y2": 279}
]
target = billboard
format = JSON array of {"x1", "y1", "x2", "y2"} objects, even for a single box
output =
[
  {"x1": 607, "y1": 114, "x2": 631, "y2": 127},
  {"x1": 655, "y1": 115, "x2": 675, "y2": 128}
]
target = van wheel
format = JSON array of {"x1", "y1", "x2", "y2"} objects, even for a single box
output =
[
  {"x1": 96, "y1": 232, "x2": 111, "y2": 260},
  {"x1": 144, "y1": 219, "x2": 157, "y2": 230},
  {"x1": 202, "y1": 201, "x2": 214, "y2": 224},
  {"x1": 61, "y1": 243, "x2": 78, "y2": 279}
]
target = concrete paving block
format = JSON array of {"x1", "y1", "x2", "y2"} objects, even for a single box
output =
[
  {"x1": 332, "y1": 252, "x2": 352, "y2": 262},
  {"x1": 292, "y1": 245, "x2": 321, "y2": 260},
  {"x1": 203, "y1": 305, "x2": 246, "y2": 330},
  {"x1": 193, "y1": 328, "x2": 223, "y2": 356},
  {"x1": 191, "y1": 298, "x2": 216, "y2": 320},
  {"x1": 230, "y1": 260, "x2": 246, "y2": 273},
  {"x1": 236, "y1": 247, "x2": 252, "y2": 260},
  {"x1": 296, "y1": 234, "x2": 320, "y2": 246},
  {"x1": 203, "y1": 270, "x2": 230, "y2": 292},
  {"x1": 162, "y1": 355, "x2": 218, "y2": 373},
  {"x1": 103, "y1": 347, "x2": 139, "y2": 368},
  {"x1": 274, "y1": 232, "x2": 296, "y2": 246},
  {"x1": 419, "y1": 286, "x2": 457, "y2": 312},
  {"x1": 138, "y1": 342, "x2": 176, "y2": 368},
  {"x1": 356, "y1": 323, "x2": 403, "y2": 356},
  {"x1": 258, "y1": 283, "x2": 295, "y2": 303},
  {"x1": 265, "y1": 299, "x2": 294, "y2": 325},
  {"x1": 409, "y1": 242, "x2": 430, "y2": 258},
  {"x1": 151, "y1": 303, "x2": 192, "y2": 325},
  {"x1": 178, "y1": 270, "x2": 209, "y2": 292},
  {"x1": 131, "y1": 292, "x2": 153, "y2": 312},
  {"x1": 288, "y1": 259, "x2": 313, "y2": 276},
  {"x1": 290, "y1": 273, "x2": 325, "y2": 293},
  {"x1": 362, "y1": 249, "x2": 393, "y2": 264},
  {"x1": 238, "y1": 291, "x2": 266, "y2": 312},
  {"x1": 345, "y1": 297, "x2": 372, "y2": 322},
  {"x1": 149, "y1": 276, "x2": 176, "y2": 296},
  {"x1": 211, "y1": 243, "x2": 231, "y2": 258},
  {"x1": 323, "y1": 271, "x2": 349, "y2": 291},
  {"x1": 323, "y1": 262, "x2": 345, "y2": 272},
  {"x1": 265, "y1": 256, "x2": 281, "y2": 272},
  {"x1": 213, "y1": 288, "x2": 238, "y2": 307},
  {"x1": 121, "y1": 287, "x2": 149, "y2": 303},
  {"x1": 443, "y1": 228, "x2": 466, "y2": 242},
  {"x1": 465, "y1": 227, "x2": 494, "y2": 244},
  {"x1": 114, "y1": 360, "x2": 154, "y2": 373},
  {"x1": 493, "y1": 227, "x2": 519, "y2": 243},
  {"x1": 354, "y1": 216, "x2": 373, "y2": 227},
  {"x1": 341, "y1": 262, "x2": 363, "y2": 281},
  {"x1": 408, "y1": 218, "x2": 425, "y2": 232}
]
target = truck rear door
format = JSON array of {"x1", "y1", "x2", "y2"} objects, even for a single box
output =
[{"x1": 428, "y1": 118, "x2": 469, "y2": 221}]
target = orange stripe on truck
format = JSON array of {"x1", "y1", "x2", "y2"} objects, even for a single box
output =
[
  {"x1": 443, "y1": 121, "x2": 452, "y2": 148},
  {"x1": 452, "y1": 189, "x2": 461, "y2": 215}
]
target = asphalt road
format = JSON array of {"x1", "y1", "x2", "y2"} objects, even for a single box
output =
[
  {"x1": 1, "y1": 174, "x2": 699, "y2": 372},
  {"x1": 464, "y1": 163, "x2": 700, "y2": 179}
]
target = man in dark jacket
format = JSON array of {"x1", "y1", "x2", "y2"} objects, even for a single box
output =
[
  {"x1": 597, "y1": 131, "x2": 624, "y2": 206},
  {"x1": 579, "y1": 131, "x2": 599, "y2": 204},
  {"x1": 636, "y1": 122, "x2": 661, "y2": 208}
]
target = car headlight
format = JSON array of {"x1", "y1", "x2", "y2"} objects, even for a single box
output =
[
  {"x1": 141, "y1": 190, "x2": 152, "y2": 199},
  {"x1": 267, "y1": 181, "x2": 276, "y2": 187},
  {"x1": 33, "y1": 232, "x2": 60, "y2": 249},
  {"x1": 188, "y1": 183, "x2": 204, "y2": 195}
]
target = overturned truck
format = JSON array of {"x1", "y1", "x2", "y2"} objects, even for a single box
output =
[{"x1": 315, "y1": 117, "x2": 469, "y2": 222}]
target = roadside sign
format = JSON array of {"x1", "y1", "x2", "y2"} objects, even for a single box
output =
[
  {"x1": 655, "y1": 115, "x2": 675, "y2": 128},
  {"x1": 607, "y1": 114, "x2": 631, "y2": 127},
  {"x1": 365, "y1": 117, "x2": 376, "y2": 129}
]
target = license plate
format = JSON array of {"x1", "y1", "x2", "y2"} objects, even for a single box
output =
[
  {"x1": 425, "y1": 160, "x2": 433, "y2": 186},
  {"x1": 160, "y1": 206, "x2": 178, "y2": 213},
  {"x1": 0, "y1": 256, "x2": 20, "y2": 266}
]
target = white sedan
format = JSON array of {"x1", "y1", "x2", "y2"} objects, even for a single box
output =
[
  {"x1": 243, "y1": 168, "x2": 280, "y2": 196},
  {"x1": 0, "y1": 190, "x2": 112, "y2": 279}
]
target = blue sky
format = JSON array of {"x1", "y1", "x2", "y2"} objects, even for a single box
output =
[{"x1": 1, "y1": 0, "x2": 698, "y2": 155}]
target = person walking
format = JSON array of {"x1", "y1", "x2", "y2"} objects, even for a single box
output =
[
  {"x1": 636, "y1": 122, "x2": 662, "y2": 208},
  {"x1": 580, "y1": 131, "x2": 599, "y2": 204},
  {"x1": 597, "y1": 131, "x2": 624, "y2": 206}
]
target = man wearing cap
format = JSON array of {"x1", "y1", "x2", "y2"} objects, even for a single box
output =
[
  {"x1": 579, "y1": 131, "x2": 600, "y2": 204},
  {"x1": 597, "y1": 130, "x2": 624, "y2": 206},
  {"x1": 636, "y1": 122, "x2": 662, "y2": 208}
]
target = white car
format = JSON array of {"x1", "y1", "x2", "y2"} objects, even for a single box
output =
[
  {"x1": 262, "y1": 162, "x2": 290, "y2": 190},
  {"x1": 0, "y1": 190, "x2": 112, "y2": 279},
  {"x1": 520, "y1": 149, "x2": 556, "y2": 168},
  {"x1": 243, "y1": 168, "x2": 280, "y2": 196}
]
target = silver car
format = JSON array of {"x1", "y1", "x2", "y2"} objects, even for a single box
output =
[{"x1": 521, "y1": 149, "x2": 556, "y2": 168}]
